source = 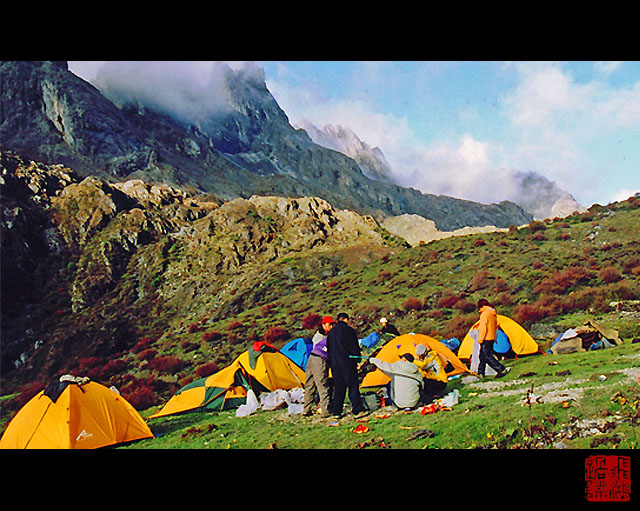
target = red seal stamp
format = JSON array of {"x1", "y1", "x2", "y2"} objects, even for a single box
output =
[{"x1": 585, "y1": 455, "x2": 631, "y2": 502}]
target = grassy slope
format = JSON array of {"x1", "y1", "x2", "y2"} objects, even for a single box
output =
[
  {"x1": 128, "y1": 199, "x2": 640, "y2": 450},
  {"x1": 2, "y1": 196, "x2": 639, "y2": 449}
]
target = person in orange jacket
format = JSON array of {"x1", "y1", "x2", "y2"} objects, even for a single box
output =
[{"x1": 476, "y1": 299, "x2": 510, "y2": 378}]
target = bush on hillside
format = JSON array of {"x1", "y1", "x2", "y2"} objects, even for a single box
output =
[
  {"x1": 402, "y1": 296, "x2": 423, "y2": 311},
  {"x1": 302, "y1": 312, "x2": 322, "y2": 330},
  {"x1": 264, "y1": 326, "x2": 289, "y2": 344},
  {"x1": 443, "y1": 313, "x2": 476, "y2": 340},
  {"x1": 202, "y1": 330, "x2": 222, "y2": 342},
  {"x1": 599, "y1": 265, "x2": 622, "y2": 283},
  {"x1": 149, "y1": 355, "x2": 188, "y2": 374},
  {"x1": 535, "y1": 266, "x2": 593, "y2": 295},
  {"x1": 437, "y1": 293, "x2": 460, "y2": 309},
  {"x1": 195, "y1": 361, "x2": 219, "y2": 378},
  {"x1": 512, "y1": 303, "x2": 550, "y2": 327}
]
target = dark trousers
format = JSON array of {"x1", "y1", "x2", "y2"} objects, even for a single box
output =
[
  {"x1": 420, "y1": 379, "x2": 447, "y2": 405},
  {"x1": 478, "y1": 340, "x2": 506, "y2": 376},
  {"x1": 330, "y1": 366, "x2": 364, "y2": 415}
]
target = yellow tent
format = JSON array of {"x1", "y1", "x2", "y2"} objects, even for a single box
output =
[
  {"x1": 458, "y1": 314, "x2": 539, "y2": 360},
  {"x1": 149, "y1": 348, "x2": 305, "y2": 419},
  {"x1": 0, "y1": 376, "x2": 153, "y2": 449},
  {"x1": 361, "y1": 333, "x2": 471, "y2": 388}
]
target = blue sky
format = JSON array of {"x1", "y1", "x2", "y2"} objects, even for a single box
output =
[{"x1": 69, "y1": 61, "x2": 640, "y2": 208}]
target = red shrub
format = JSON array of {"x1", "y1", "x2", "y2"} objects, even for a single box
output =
[
  {"x1": 402, "y1": 296, "x2": 423, "y2": 311},
  {"x1": 443, "y1": 313, "x2": 476, "y2": 340},
  {"x1": 493, "y1": 278, "x2": 510, "y2": 293},
  {"x1": 428, "y1": 309, "x2": 444, "y2": 319},
  {"x1": 473, "y1": 239, "x2": 486, "y2": 247},
  {"x1": 136, "y1": 348, "x2": 158, "y2": 361},
  {"x1": 302, "y1": 312, "x2": 322, "y2": 330},
  {"x1": 98, "y1": 358, "x2": 130, "y2": 380},
  {"x1": 188, "y1": 323, "x2": 201, "y2": 334},
  {"x1": 122, "y1": 384, "x2": 157, "y2": 410},
  {"x1": 227, "y1": 321, "x2": 244, "y2": 331},
  {"x1": 513, "y1": 303, "x2": 550, "y2": 326},
  {"x1": 261, "y1": 303, "x2": 275, "y2": 317},
  {"x1": 622, "y1": 256, "x2": 640, "y2": 274},
  {"x1": 202, "y1": 330, "x2": 222, "y2": 342},
  {"x1": 264, "y1": 326, "x2": 289, "y2": 344},
  {"x1": 326, "y1": 280, "x2": 339, "y2": 289},
  {"x1": 470, "y1": 270, "x2": 491, "y2": 291},
  {"x1": 535, "y1": 266, "x2": 593, "y2": 295},
  {"x1": 528, "y1": 220, "x2": 546, "y2": 232},
  {"x1": 149, "y1": 355, "x2": 187, "y2": 373},
  {"x1": 131, "y1": 337, "x2": 154, "y2": 353},
  {"x1": 599, "y1": 265, "x2": 622, "y2": 283},
  {"x1": 558, "y1": 233, "x2": 571, "y2": 241},
  {"x1": 438, "y1": 293, "x2": 460, "y2": 309},
  {"x1": 195, "y1": 362, "x2": 220, "y2": 378},
  {"x1": 453, "y1": 298, "x2": 476, "y2": 313}
]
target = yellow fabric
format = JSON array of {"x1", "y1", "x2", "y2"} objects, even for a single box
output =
[
  {"x1": 414, "y1": 351, "x2": 448, "y2": 383},
  {"x1": 0, "y1": 381, "x2": 153, "y2": 449},
  {"x1": 150, "y1": 349, "x2": 306, "y2": 419},
  {"x1": 458, "y1": 314, "x2": 539, "y2": 360},
  {"x1": 235, "y1": 351, "x2": 305, "y2": 390},
  {"x1": 361, "y1": 333, "x2": 470, "y2": 388}
]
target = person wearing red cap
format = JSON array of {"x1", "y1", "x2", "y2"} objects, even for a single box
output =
[{"x1": 303, "y1": 315, "x2": 335, "y2": 417}]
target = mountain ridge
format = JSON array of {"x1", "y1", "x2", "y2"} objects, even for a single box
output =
[{"x1": 0, "y1": 60, "x2": 532, "y2": 231}]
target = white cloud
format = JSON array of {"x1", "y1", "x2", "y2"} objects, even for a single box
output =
[{"x1": 611, "y1": 188, "x2": 638, "y2": 203}]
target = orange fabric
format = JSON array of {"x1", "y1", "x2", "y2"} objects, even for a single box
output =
[
  {"x1": 0, "y1": 381, "x2": 153, "y2": 449},
  {"x1": 477, "y1": 306, "x2": 498, "y2": 343}
]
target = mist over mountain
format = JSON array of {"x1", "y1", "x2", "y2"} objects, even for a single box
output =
[
  {"x1": 296, "y1": 120, "x2": 396, "y2": 184},
  {"x1": 0, "y1": 61, "x2": 532, "y2": 231},
  {"x1": 298, "y1": 119, "x2": 586, "y2": 221}
]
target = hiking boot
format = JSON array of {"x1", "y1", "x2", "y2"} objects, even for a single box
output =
[
  {"x1": 495, "y1": 367, "x2": 511, "y2": 379},
  {"x1": 354, "y1": 410, "x2": 369, "y2": 418}
]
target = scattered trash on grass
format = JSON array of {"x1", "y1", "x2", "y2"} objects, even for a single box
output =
[{"x1": 353, "y1": 424, "x2": 370, "y2": 434}]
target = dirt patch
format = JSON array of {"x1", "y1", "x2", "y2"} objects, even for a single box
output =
[{"x1": 467, "y1": 365, "x2": 640, "y2": 405}]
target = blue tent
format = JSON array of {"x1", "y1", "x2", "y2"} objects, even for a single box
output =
[
  {"x1": 359, "y1": 331, "x2": 381, "y2": 349},
  {"x1": 493, "y1": 329, "x2": 511, "y2": 354},
  {"x1": 440, "y1": 337, "x2": 461, "y2": 352},
  {"x1": 280, "y1": 337, "x2": 313, "y2": 370}
]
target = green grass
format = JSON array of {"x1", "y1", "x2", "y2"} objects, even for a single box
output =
[{"x1": 121, "y1": 341, "x2": 640, "y2": 450}]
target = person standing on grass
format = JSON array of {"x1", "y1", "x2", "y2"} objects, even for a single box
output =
[
  {"x1": 303, "y1": 316, "x2": 334, "y2": 417},
  {"x1": 476, "y1": 299, "x2": 510, "y2": 378},
  {"x1": 326, "y1": 312, "x2": 367, "y2": 418}
]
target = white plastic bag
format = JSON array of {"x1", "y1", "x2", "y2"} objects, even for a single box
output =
[
  {"x1": 287, "y1": 403, "x2": 304, "y2": 415},
  {"x1": 440, "y1": 389, "x2": 459, "y2": 408},
  {"x1": 259, "y1": 389, "x2": 291, "y2": 410},
  {"x1": 236, "y1": 389, "x2": 260, "y2": 417},
  {"x1": 288, "y1": 387, "x2": 305, "y2": 404}
]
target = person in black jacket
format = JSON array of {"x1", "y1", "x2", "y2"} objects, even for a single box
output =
[{"x1": 326, "y1": 312, "x2": 367, "y2": 418}]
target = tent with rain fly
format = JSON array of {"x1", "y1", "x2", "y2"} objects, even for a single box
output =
[
  {"x1": 280, "y1": 337, "x2": 313, "y2": 370},
  {"x1": 458, "y1": 314, "x2": 539, "y2": 361},
  {"x1": 361, "y1": 333, "x2": 471, "y2": 389},
  {"x1": 149, "y1": 345, "x2": 305, "y2": 419},
  {"x1": 0, "y1": 375, "x2": 153, "y2": 449}
]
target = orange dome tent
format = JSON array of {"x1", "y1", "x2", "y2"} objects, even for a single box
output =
[
  {"x1": 0, "y1": 376, "x2": 154, "y2": 449},
  {"x1": 361, "y1": 333, "x2": 471, "y2": 388}
]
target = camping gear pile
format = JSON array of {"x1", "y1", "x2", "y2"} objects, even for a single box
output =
[{"x1": 549, "y1": 320, "x2": 623, "y2": 354}]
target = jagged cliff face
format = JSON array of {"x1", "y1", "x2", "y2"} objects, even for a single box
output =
[
  {"x1": 0, "y1": 60, "x2": 532, "y2": 231},
  {"x1": 0, "y1": 151, "x2": 395, "y2": 382}
]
